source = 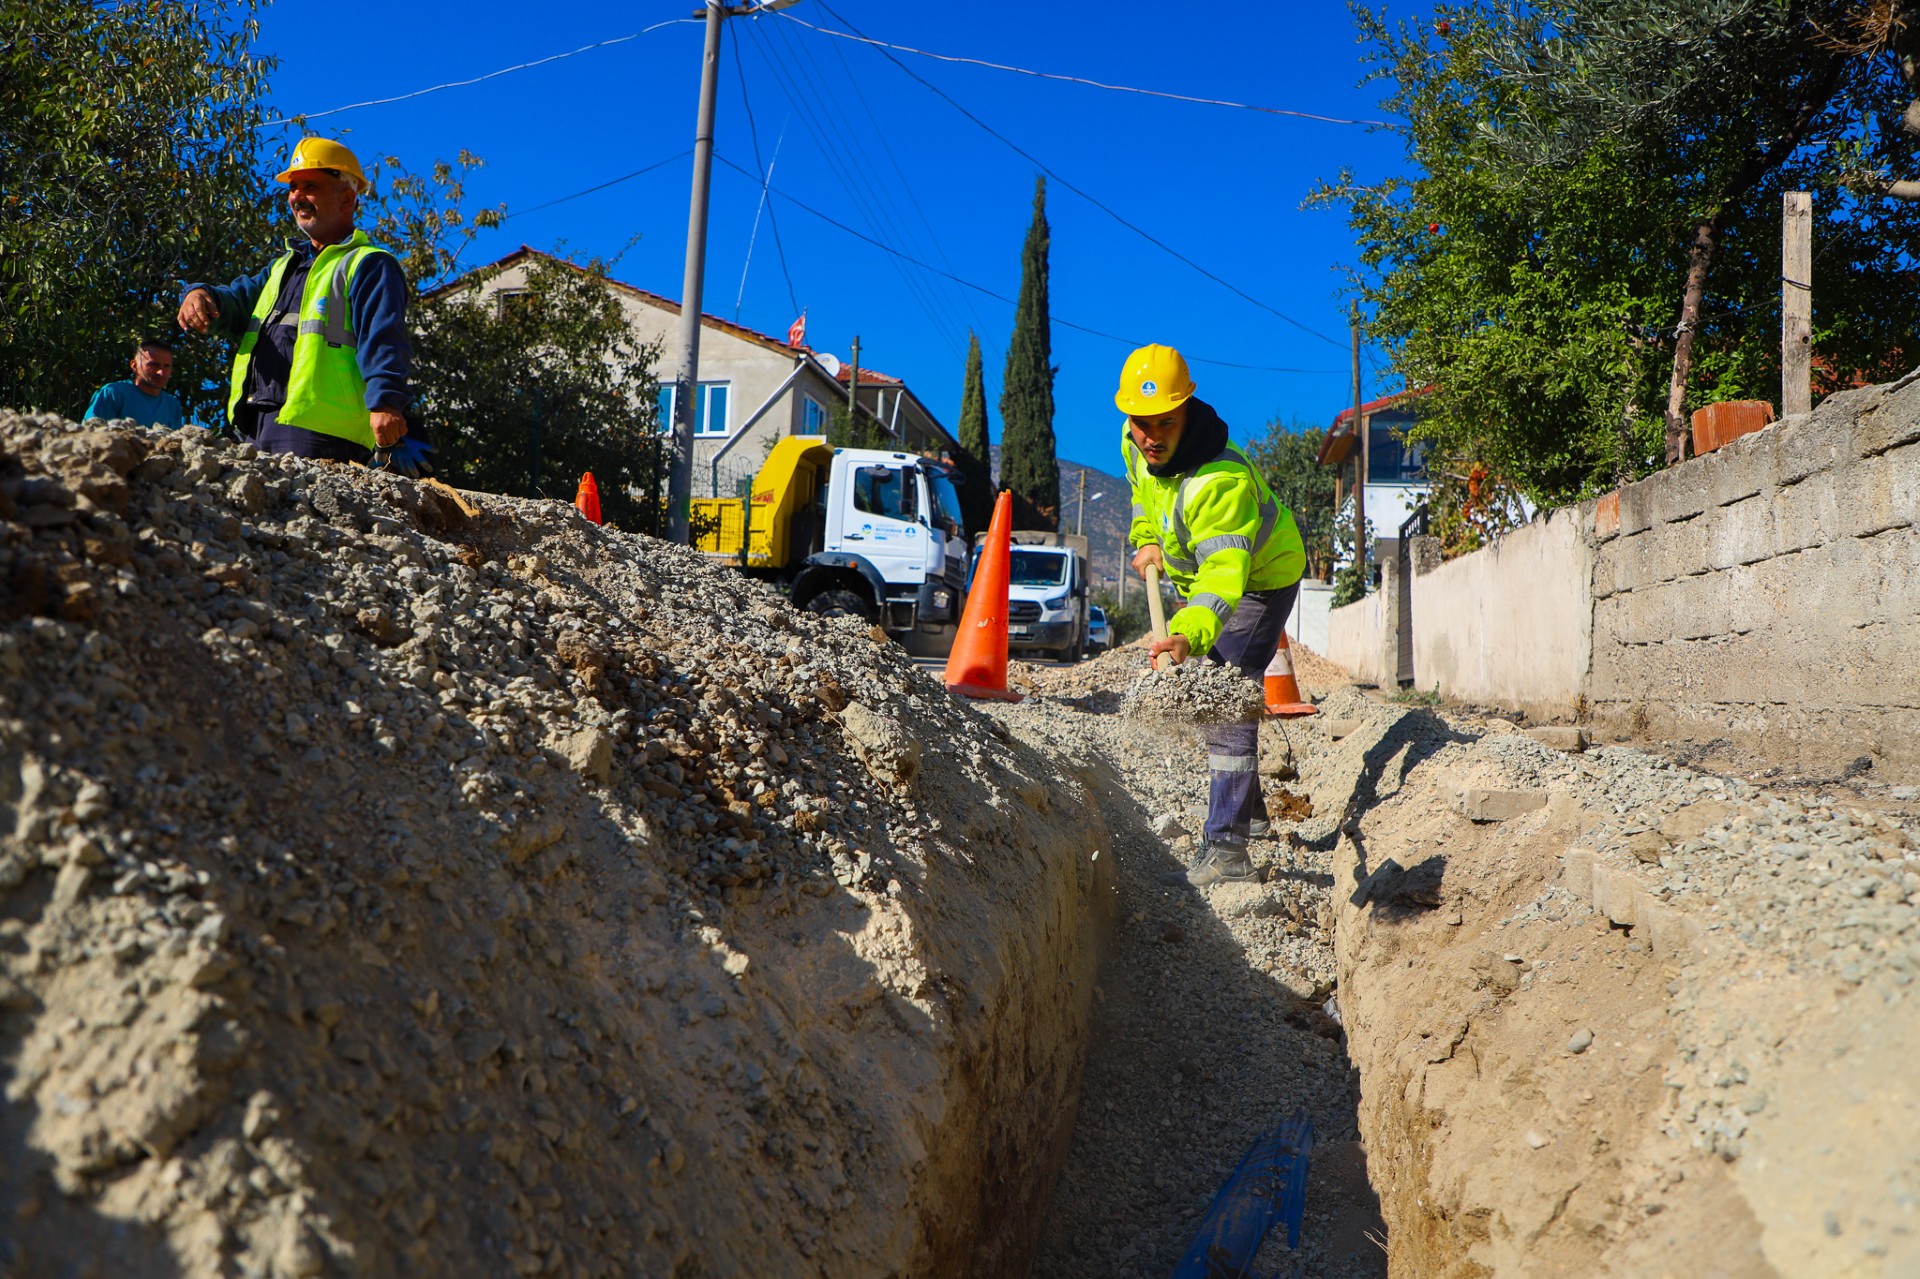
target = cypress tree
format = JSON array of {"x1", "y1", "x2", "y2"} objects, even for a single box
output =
[
  {"x1": 954, "y1": 332, "x2": 996, "y2": 538},
  {"x1": 998, "y1": 177, "x2": 1060, "y2": 531}
]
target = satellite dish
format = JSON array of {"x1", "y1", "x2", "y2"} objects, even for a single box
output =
[{"x1": 817, "y1": 353, "x2": 842, "y2": 377}]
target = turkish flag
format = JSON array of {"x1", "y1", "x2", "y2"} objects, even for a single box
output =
[{"x1": 786, "y1": 313, "x2": 806, "y2": 347}]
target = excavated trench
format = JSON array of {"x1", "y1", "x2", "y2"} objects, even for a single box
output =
[
  {"x1": 4, "y1": 414, "x2": 1916, "y2": 1277},
  {"x1": 1009, "y1": 653, "x2": 1918, "y2": 1278}
]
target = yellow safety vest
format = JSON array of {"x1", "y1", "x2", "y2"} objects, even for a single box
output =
[
  {"x1": 227, "y1": 231, "x2": 393, "y2": 449},
  {"x1": 1123, "y1": 431, "x2": 1306, "y2": 655}
]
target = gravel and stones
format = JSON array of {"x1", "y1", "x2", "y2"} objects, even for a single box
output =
[
  {"x1": 0, "y1": 412, "x2": 1111, "y2": 1278},
  {"x1": 1120, "y1": 657, "x2": 1268, "y2": 726}
]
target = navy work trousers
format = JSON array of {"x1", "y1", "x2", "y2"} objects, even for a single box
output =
[{"x1": 1198, "y1": 584, "x2": 1298, "y2": 848}]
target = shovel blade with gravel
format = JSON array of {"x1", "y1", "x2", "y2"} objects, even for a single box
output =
[{"x1": 1121, "y1": 658, "x2": 1268, "y2": 726}]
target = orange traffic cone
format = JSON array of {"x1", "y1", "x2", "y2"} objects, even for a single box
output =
[
  {"x1": 1264, "y1": 632, "x2": 1318, "y2": 717},
  {"x1": 945, "y1": 491, "x2": 1022, "y2": 703},
  {"x1": 575, "y1": 472, "x2": 602, "y2": 525}
]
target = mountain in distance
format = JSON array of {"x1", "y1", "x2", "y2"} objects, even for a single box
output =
[{"x1": 988, "y1": 445, "x2": 1131, "y2": 589}]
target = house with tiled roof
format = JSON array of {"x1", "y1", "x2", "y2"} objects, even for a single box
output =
[
  {"x1": 1318, "y1": 387, "x2": 1435, "y2": 541},
  {"x1": 444, "y1": 247, "x2": 959, "y2": 497}
]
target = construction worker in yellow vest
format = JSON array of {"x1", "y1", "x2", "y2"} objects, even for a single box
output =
[
  {"x1": 177, "y1": 137, "x2": 410, "y2": 462},
  {"x1": 1119, "y1": 344, "x2": 1307, "y2": 887}
]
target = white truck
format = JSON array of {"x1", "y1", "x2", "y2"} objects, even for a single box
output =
[
  {"x1": 974, "y1": 530, "x2": 1091, "y2": 662},
  {"x1": 691, "y1": 437, "x2": 973, "y2": 647}
]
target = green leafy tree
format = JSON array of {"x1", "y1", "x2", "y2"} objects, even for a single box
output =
[
  {"x1": 1247, "y1": 419, "x2": 1338, "y2": 581},
  {"x1": 824, "y1": 402, "x2": 886, "y2": 451},
  {"x1": 1315, "y1": 3, "x2": 1920, "y2": 522},
  {"x1": 364, "y1": 150, "x2": 504, "y2": 292},
  {"x1": 999, "y1": 178, "x2": 1060, "y2": 531},
  {"x1": 0, "y1": 0, "x2": 277, "y2": 423},
  {"x1": 412, "y1": 255, "x2": 668, "y2": 532},
  {"x1": 953, "y1": 332, "x2": 996, "y2": 538}
]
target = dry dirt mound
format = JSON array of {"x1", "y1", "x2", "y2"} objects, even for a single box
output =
[
  {"x1": 0, "y1": 414, "x2": 1114, "y2": 1277},
  {"x1": 1318, "y1": 705, "x2": 1920, "y2": 1277}
]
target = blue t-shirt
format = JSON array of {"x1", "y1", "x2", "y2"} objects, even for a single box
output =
[{"x1": 84, "y1": 381, "x2": 185, "y2": 430}]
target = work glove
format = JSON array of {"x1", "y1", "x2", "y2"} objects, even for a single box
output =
[{"x1": 372, "y1": 436, "x2": 435, "y2": 479}]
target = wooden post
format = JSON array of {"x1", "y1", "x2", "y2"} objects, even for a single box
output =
[
  {"x1": 847, "y1": 335, "x2": 861, "y2": 424},
  {"x1": 1782, "y1": 191, "x2": 1812, "y2": 418},
  {"x1": 1351, "y1": 308, "x2": 1367, "y2": 581}
]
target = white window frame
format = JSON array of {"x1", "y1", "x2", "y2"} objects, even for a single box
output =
[
  {"x1": 656, "y1": 381, "x2": 733, "y2": 437},
  {"x1": 802, "y1": 395, "x2": 828, "y2": 435}
]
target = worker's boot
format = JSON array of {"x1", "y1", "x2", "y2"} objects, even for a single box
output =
[
  {"x1": 1248, "y1": 818, "x2": 1273, "y2": 839},
  {"x1": 1185, "y1": 841, "x2": 1259, "y2": 888}
]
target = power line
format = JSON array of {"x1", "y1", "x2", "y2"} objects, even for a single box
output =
[
  {"x1": 805, "y1": 1, "x2": 1350, "y2": 351},
  {"x1": 500, "y1": 151, "x2": 690, "y2": 222},
  {"x1": 730, "y1": 33, "x2": 799, "y2": 317},
  {"x1": 749, "y1": 17, "x2": 969, "y2": 363},
  {"x1": 714, "y1": 153, "x2": 1332, "y2": 375},
  {"x1": 255, "y1": 20, "x2": 697, "y2": 130},
  {"x1": 772, "y1": 10, "x2": 1394, "y2": 128}
]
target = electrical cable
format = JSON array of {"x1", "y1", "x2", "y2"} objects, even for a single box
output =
[
  {"x1": 805, "y1": 1, "x2": 1350, "y2": 351},
  {"x1": 714, "y1": 153, "x2": 1332, "y2": 374},
  {"x1": 765, "y1": 16, "x2": 976, "y2": 360},
  {"x1": 255, "y1": 20, "x2": 698, "y2": 130},
  {"x1": 770, "y1": 10, "x2": 1393, "y2": 128},
  {"x1": 802, "y1": 13, "x2": 999, "y2": 356},
  {"x1": 764, "y1": 16, "x2": 973, "y2": 361},
  {"x1": 730, "y1": 34, "x2": 800, "y2": 319},
  {"x1": 500, "y1": 150, "x2": 690, "y2": 222},
  {"x1": 749, "y1": 18, "x2": 969, "y2": 362}
]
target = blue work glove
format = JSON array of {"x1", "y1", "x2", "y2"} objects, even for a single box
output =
[{"x1": 372, "y1": 436, "x2": 435, "y2": 478}]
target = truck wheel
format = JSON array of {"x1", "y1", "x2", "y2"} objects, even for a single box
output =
[{"x1": 805, "y1": 588, "x2": 874, "y2": 622}]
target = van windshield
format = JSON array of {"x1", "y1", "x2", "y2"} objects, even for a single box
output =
[{"x1": 1008, "y1": 549, "x2": 1067, "y2": 587}]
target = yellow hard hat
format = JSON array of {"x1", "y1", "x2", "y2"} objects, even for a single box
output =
[
  {"x1": 1114, "y1": 344, "x2": 1196, "y2": 416},
  {"x1": 274, "y1": 137, "x2": 369, "y2": 194}
]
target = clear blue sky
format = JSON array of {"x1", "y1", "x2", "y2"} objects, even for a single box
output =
[{"x1": 254, "y1": 1, "x2": 1411, "y2": 473}]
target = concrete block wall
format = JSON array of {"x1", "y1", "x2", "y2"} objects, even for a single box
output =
[
  {"x1": 1589, "y1": 376, "x2": 1920, "y2": 779},
  {"x1": 1409, "y1": 504, "x2": 1593, "y2": 722},
  {"x1": 1322, "y1": 372, "x2": 1920, "y2": 780},
  {"x1": 1326, "y1": 583, "x2": 1396, "y2": 686}
]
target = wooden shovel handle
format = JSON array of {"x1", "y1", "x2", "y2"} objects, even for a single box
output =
[{"x1": 1144, "y1": 563, "x2": 1171, "y2": 670}]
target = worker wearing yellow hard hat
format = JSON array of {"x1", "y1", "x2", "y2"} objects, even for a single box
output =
[
  {"x1": 1118, "y1": 343, "x2": 1307, "y2": 887},
  {"x1": 177, "y1": 136, "x2": 415, "y2": 464}
]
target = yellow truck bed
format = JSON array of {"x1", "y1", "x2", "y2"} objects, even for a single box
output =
[{"x1": 690, "y1": 435, "x2": 832, "y2": 569}]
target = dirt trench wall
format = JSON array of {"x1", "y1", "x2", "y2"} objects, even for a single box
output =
[
  {"x1": 1293, "y1": 694, "x2": 1918, "y2": 1277},
  {"x1": 0, "y1": 414, "x2": 1114, "y2": 1278}
]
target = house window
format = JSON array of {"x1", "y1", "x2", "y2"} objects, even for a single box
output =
[
  {"x1": 655, "y1": 382, "x2": 732, "y2": 437},
  {"x1": 1368, "y1": 415, "x2": 1426, "y2": 483},
  {"x1": 803, "y1": 395, "x2": 828, "y2": 434}
]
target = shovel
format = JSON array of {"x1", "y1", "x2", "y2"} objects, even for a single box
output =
[{"x1": 1145, "y1": 562, "x2": 1172, "y2": 671}]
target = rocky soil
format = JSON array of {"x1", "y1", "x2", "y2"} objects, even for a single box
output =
[
  {"x1": 1324, "y1": 704, "x2": 1920, "y2": 1277},
  {"x1": 8, "y1": 410, "x2": 1915, "y2": 1279},
  {"x1": 0, "y1": 413, "x2": 1113, "y2": 1278}
]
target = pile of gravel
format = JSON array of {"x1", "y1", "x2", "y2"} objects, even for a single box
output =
[{"x1": 0, "y1": 412, "x2": 1110, "y2": 1278}]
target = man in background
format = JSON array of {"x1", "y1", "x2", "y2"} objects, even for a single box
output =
[{"x1": 84, "y1": 337, "x2": 185, "y2": 430}]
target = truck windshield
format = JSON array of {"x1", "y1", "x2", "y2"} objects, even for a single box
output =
[
  {"x1": 1008, "y1": 549, "x2": 1068, "y2": 587},
  {"x1": 926, "y1": 471, "x2": 964, "y2": 537}
]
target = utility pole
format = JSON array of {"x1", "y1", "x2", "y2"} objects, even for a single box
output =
[
  {"x1": 1782, "y1": 191, "x2": 1812, "y2": 418},
  {"x1": 847, "y1": 334, "x2": 861, "y2": 422},
  {"x1": 1351, "y1": 305, "x2": 1367, "y2": 583},
  {"x1": 667, "y1": 1, "x2": 802, "y2": 544},
  {"x1": 1074, "y1": 469, "x2": 1087, "y2": 536}
]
